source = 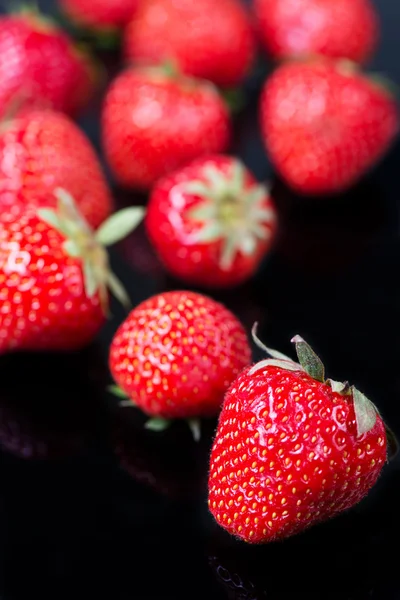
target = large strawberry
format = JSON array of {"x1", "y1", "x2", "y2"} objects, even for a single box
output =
[
  {"x1": 108, "y1": 290, "x2": 251, "y2": 439},
  {"x1": 254, "y1": 0, "x2": 379, "y2": 64},
  {"x1": 0, "y1": 189, "x2": 143, "y2": 353},
  {"x1": 123, "y1": 0, "x2": 256, "y2": 88},
  {"x1": 0, "y1": 110, "x2": 113, "y2": 230},
  {"x1": 0, "y1": 8, "x2": 97, "y2": 118},
  {"x1": 260, "y1": 58, "x2": 399, "y2": 195},
  {"x1": 60, "y1": 0, "x2": 139, "y2": 32},
  {"x1": 208, "y1": 327, "x2": 396, "y2": 543},
  {"x1": 145, "y1": 155, "x2": 277, "y2": 288},
  {"x1": 102, "y1": 66, "x2": 231, "y2": 190}
]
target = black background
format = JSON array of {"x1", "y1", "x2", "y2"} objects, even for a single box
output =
[{"x1": 0, "y1": 1, "x2": 399, "y2": 599}]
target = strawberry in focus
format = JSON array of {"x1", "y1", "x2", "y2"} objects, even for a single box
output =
[
  {"x1": 260, "y1": 58, "x2": 399, "y2": 195},
  {"x1": 109, "y1": 290, "x2": 251, "y2": 438},
  {"x1": 102, "y1": 66, "x2": 231, "y2": 189},
  {"x1": 123, "y1": 0, "x2": 256, "y2": 88},
  {"x1": 0, "y1": 189, "x2": 143, "y2": 353},
  {"x1": 145, "y1": 155, "x2": 277, "y2": 288},
  {"x1": 208, "y1": 329, "x2": 393, "y2": 543},
  {"x1": 0, "y1": 9, "x2": 97, "y2": 118},
  {"x1": 0, "y1": 110, "x2": 113, "y2": 230},
  {"x1": 254, "y1": 0, "x2": 379, "y2": 64},
  {"x1": 60, "y1": 0, "x2": 139, "y2": 32}
]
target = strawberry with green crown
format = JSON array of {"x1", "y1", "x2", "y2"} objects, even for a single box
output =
[
  {"x1": 208, "y1": 326, "x2": 397, "y2": 543},
  {"x1": 145, "y1": 155, "x2": 278, "y2": 288},
  {"x1": 0, "y1": 189, "x2": 143, "y2": 352}
]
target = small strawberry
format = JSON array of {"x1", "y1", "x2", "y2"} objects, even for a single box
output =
[
  {"x1": 254, "y1": 0, "x2": 379, "y2": 64},
  {"x1": 60, "y1": 0, "x2": 139, "y2": 32},
  {"x1": 0, "y1": 109, "x2": 113, "y2": 230},
  {"x1": 108, "y1": 290, "x2": 251, "y2": 438},
  {"x1": 208, "y1": 326, "x2": 396, "y2": 543},
  {"x1": 0, "y1": 189, "x2": 143, "y2": 353},
  {"x1": 0, "y1": 8, "x2": 98, "y2": 118},
  {"x1": 145, "y1": 155, "x2": 277, "y2": 288},
  {"x1": 260, "y1": 58, "x2": 399, "y2": 195},
  {"x1": 123, "y1": 0, "x2": 256, "y2": 88},
  {"x1": 101, "y1": 66, "x2": 231, "y2": 189}
]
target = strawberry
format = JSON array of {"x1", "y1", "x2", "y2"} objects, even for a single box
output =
[
  {"x1": 108, "y1": 290, "x2": 251, "y2": 438},
  {"x1": 254, "y1": 0, "x2": 379, "y2": 64},
  {"x1": 123, "y1": 0, "x2": 256, "y2": 88},
  {"x1": 208, "y1": 327, "x2": 396, "y2": 543},
  {"x1": 0, "y1": 110, "x2": 113, "y2": 230},
  {"x1": 0, "y1": 8, "x2": 98, "y2": 118},
  {"x1": 60, "y1": 0, "x2": 139, "y2": 32},
  {"x1": 260, "y1": 58, "x2": 399, "y2": 195},
  {"x1": 102, "y1": 66, "x2": 231, "y2": 190},
  {"x1": 145, "y1": 155, "x2": 278, "y2": 288},
  {"x1": 0, "y1": 189, "x2": 143, "y2": 353}
]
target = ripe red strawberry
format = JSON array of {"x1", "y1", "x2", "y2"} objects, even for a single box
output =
[
  {"x1": 60, "y1": 0, "x2": 139, "y2": 32},
  {"x1": 109, "y1": 290, "x2": 251, "y2": 437},
  {"x1": 260, "y1": 58, "x2": 399, "y2": 195},
  {"x1": 0, "y1": 110, "x2": 113, "y2": 230},
  {"x1": 254, "y1": 0, "x2": 379, "y2": 64},
  {"x1": 0, "y1": 9, "x2": 98, "y2": 118},
  {"x1": 208, "y1": 329, "x2": 394, "y2": 543},
  {"x1": 145, "y1": 155, "x2": 278, "y2": 288},
  {"x1": 0, "y1": 189, "x2": 143, "y2": 353},
  {"x1": 123, "y1": 0, "x2": 256, "y2": 88},
  {"x1": 102, "y1": 66, "x2": 231, "y2": 190}
]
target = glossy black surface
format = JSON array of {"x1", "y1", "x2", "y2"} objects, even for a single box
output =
[{"x1": 1, "y1": 1, "x2": 400, "y2": 598}]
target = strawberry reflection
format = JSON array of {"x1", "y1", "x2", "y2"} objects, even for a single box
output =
[
  {"x1": 0, "y1": 347, "x2": 106, "y2": 460},
  {"x1": 208, "y1": 554, "x2": 267, "y2": 600},
  {"x1": 111, "y1": 405, "x2": 203, "y2": 500}
]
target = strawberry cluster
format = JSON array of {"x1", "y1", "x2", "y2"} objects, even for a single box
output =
[{"x1": 0, "y1": 0, "x2": 397, "y2": 546}]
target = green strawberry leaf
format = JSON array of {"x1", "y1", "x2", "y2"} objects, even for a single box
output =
[
  {"x1": 187, "y1": 418, "x2": 201, "y2": 442},
  {"x1": 291, "y1": 335, "x2": 325, "y2": 382},
  {"x1": 107, "y1": 384, "x2": 128, "y2": 399},
  {"x1": 251, "y1": 323, "x2": 294, "y2": 362},
  {"x1": 95, "y1": 207, "x2": 145, "y2": 247},
  {"x1": 145, "y1": 417, "x2": 172, "y2": 432},
  {"x1": 326, "y1": 379, "x2": 351, "y2": 395},
  {"x1": 352, "y1": 386, "x2": 377, "y2": 437}
]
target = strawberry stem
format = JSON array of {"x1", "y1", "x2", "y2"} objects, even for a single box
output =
[{"x1": 291, "y1": 335, "x2": 325, "y2": 382}]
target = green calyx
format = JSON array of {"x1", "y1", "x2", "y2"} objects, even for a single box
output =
[
  {"x1": 37, "y1": 188, "x2": 144, "y2": 314},
  {"x1": 108, "y1": 386, "x2": 202, "y2": 441},
  {"x1": 250, "y1": 324, "x2": 397, "y2": 453},
  {"x1": 182, "y1": 161, "x2": 275, "y2": 271}
]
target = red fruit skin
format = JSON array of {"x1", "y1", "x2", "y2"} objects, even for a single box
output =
[
  {"x1": 60, "y1": 0, "x2": 139, "y2": 29},
  {"x1": 0, "y1": 206, "x2": 105, "y2": 353},
  {"x1": 109, "y1": 290, "x2": 251, "y2": 418},
  {"x1": 124, "y1": 0, "x2": 255, "y2": 88},
  {"x1": 254, "y1": 0, "x2": 379, "y2": 64},
  {"x1": 0, "y1": 110, "x2": 112, "y2": 229},
  {"x1": 102, "y1": 69, "x2": 231, "y2": 189},
  {"x1": 209, "y1": 365, "x2": 387, "y2": 543},
  {"x1": 260, "y1": 59, "x2": 399, "y2": 195},
  {"x1": 0, "y1": 14, "x2": 96, "y2": 118},
  {"x1": 145, "y1": 155, "x2": 277, "y2": 288}
]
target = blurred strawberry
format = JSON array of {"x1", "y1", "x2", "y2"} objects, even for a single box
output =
[
  {"x1": 254, "y1": 0, "x2": 379, "y2": 64},
  {"x1": 0, "y1": 190, "x2": 143, "y2": 353},
  {"x1": 60, "y1": 0, "x2": 139, "y2": 33},
  {"x1": 146, "y1": 155, "x2": 277, "y2": 288},
  {"x1": 260, "y1": 58, "x2": 399, "y2": 195},
  {"x1": 0, "y1": 109, "x2": 113, "y2": 229},
  {"x1": 102, "y1": 65, "x2": 231, "y2": 189},
  {"x1": 0, "y1": 8, "x2": 98, "y2": 118},
  {"x1": 124, "y1": 0, "x2": 256, "y2": 88}
]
